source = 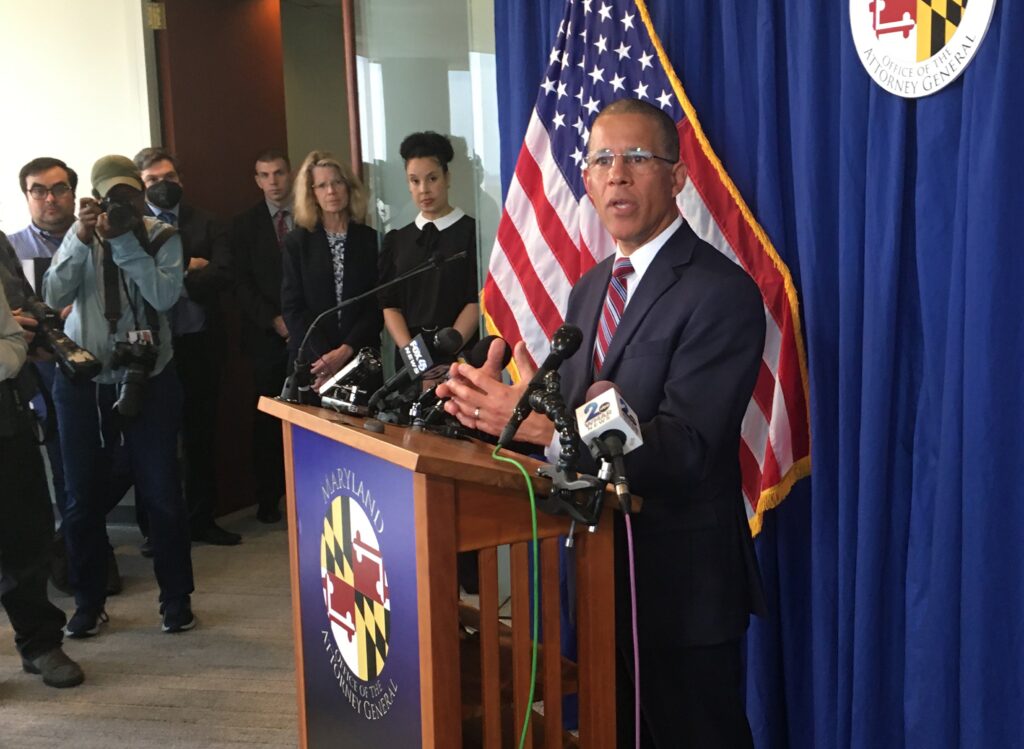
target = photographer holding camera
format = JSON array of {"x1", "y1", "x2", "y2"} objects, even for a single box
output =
[
  {"x1": 43, "y1": 155, "x2": 197, "y2": 637},
  {"x1": 2, "y1": 229, "x2": 124, "y2": 599},
  {"x1": 0, "y1": 278, "x2": 85, "y2": 688}
]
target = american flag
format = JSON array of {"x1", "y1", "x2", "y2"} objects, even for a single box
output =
[{"x1": 482, "y1": 0, "x2": 811, "y2": 532}]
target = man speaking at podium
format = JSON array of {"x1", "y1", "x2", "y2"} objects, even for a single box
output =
[{"x1": 438, "y1": 98, "x2": 766, "y2": 748}]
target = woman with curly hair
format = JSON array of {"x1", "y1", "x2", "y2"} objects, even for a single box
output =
[
  {"x1": 378, "y1": 132, "x2": 479, "y2": 359},
  {"x1": 281, "y1": 151, "x2": 381, "y2": 391},
  {"x1": 378, "y1": 132, "x2": 481, "y2": 592}
]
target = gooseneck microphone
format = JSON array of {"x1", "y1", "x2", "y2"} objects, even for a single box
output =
[
  {"x1": 279, "y1": 248, "x2": 467, "y2": 403},
  {"x1": 366, "y1": 327, "x2": 463, "y2": 411},
  {"x1": 497, "y1": 324, "x2": 583, "y2": 449}
]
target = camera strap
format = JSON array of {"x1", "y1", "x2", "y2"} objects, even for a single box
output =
[{"x1": 100, "y1": 223, "x2": 177, "y2": 339}]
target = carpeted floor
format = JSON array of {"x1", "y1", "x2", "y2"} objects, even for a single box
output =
[{"x1": 0, "y1": 510, "x2": 298, "y2": 748}]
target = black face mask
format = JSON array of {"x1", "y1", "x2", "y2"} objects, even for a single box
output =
[{"x1": 146, "y1": 180, "x2": 183, "y2": 210}]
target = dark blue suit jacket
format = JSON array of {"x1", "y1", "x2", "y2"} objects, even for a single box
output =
[
  {"x1": 280, "y1": 221, "x2": 382, "y2": 364},
  {"x1": 230, "y1": 200, "x2": 286, "y2": 357},
  {"x1": 559, "y1": 220, "x2": 767, "y2": 648}
]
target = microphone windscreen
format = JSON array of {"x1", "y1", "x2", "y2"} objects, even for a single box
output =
[
  {"x1": 584, "y1": 380, "x2": 617, "y2": 401},
  {"x1": 433, "y1": 327, "x2": 463, "y2": 356},
  {"x1": 550, "y1": 324, "x2": 583, "y2": 358},
  {"x1": 467, "y1": 335, "x2": 512, "y2": 369}
]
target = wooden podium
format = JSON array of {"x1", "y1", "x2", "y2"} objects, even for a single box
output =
[{"x1": 259, "y1": 398, "x2": 619, "y2": 748}]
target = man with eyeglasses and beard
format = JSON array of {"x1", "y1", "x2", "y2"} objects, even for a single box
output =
[{"x1": 9, "y1": 157, "x2": 78, "y2": 273}]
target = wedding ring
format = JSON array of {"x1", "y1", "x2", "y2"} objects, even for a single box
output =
[{"x1": 473, "y1": 407, "x2": 481, "y2": 419}]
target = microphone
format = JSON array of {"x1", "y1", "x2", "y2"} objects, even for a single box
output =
[
  {"x1": 467, "y1": 334, "x2": 512, "y2": 369},
  {"x1": 418, "y1": 223, "x2": 470, "y2": 270},
  {"x1": 367, "y1": 327, "x2": 463, "y2": 411},
  {"x1": 576, "y1": 381, "x2": 643, "y2": 453},
  {"x1": 434, "y1": 248, "x2": 466, "y2": 264},
  {"x1": 317, "y1": 347, "x2": 381, "y2": 395},
  {"x1": 280, "y1": 359, "x2": 312, "y2": 404},
  {"x1": 428, "y1": 327, "x2": 464, "y2": 376},
  {"x1": 412, "y1": 335, "x2": 512, "y2": 428},
  {"x1": 279, "y1": 246, "x2": 466, "y2": 404},
  {"x1": 497, "y1": 324, "x2": 583, "y2": 449},
  {"x1": 316, "y1": 347, "x2": 383, "y2": 415},
  {"x1": 575, "y1": 381, "x2": 643, "y2": 513}
]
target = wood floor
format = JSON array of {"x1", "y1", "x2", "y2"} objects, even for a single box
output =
[{"x1": 0, "y1": 511, "x2": 298, "y2": 749}]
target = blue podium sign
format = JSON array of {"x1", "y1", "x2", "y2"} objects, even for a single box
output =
[{"x1": 291, "y1": 426, "x2": 422, "y2": 747}]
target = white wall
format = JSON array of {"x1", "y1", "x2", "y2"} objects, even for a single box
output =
[{"x1": 0, "y1": 1, "x2": 154, "y2": 233}]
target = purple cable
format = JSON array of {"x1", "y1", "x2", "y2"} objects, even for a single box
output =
[{"x1": 624, "y1": 513, "x2": 640, "y2": 749}]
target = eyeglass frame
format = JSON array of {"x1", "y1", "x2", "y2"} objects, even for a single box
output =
[
  {"x1": 26, "y1": 183, "x2": 73, "y2": 200},
  {"x1": 312, "y1": 176, "x2": 348, "y2": 193},
  {"x1": 584, "y1": 147, "x2": 678, "y2": 172}
]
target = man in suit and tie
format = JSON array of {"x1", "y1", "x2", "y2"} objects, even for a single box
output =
[
  {"x1": 438, "y1": 98, "x2": 767, "y2": 747},
  {"x1": 230, "y1": 149, "x2": 293, "y2": 523},
  {"x1": 134, "y1": 148, "x2": 239, "y2": 546}
]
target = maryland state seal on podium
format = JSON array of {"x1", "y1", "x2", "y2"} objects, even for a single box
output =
[{"x1": 321, "y1": 496, "x2": 392, "y2": 683}]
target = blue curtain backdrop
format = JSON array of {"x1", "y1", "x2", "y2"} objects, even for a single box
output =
[{"x1": 494, "y1": 1, "x2": 1024, "y2": 747}]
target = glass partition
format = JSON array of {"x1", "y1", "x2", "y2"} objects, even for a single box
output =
[
  {"x1": 353, "y1": 0, "x2": 509, "y2": 608},
  {"x1": 354, "y1": 0, "x2": 501, "y2": 295}
]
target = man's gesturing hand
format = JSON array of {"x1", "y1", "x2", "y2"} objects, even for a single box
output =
[{"x1": 436, "y1": 339, "x2": 554, "y2": 446}]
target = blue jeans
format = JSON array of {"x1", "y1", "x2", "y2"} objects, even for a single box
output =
[{"x1": 53, "y1": 364, "x2": 194, "y2": 610}]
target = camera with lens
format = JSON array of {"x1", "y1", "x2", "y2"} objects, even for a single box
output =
[
  {"x1": 99, "y1": 195, "x2": 143, "y2": 235},
  {"x1": 19, "y1": 299, "x2": 102, "y2": 383},
  {"x1": 317, "y1": 348, "x2": 383, "y2": 415},
  {"x1": 110, "y1": 340, "x2": 158, "y2": 418}
]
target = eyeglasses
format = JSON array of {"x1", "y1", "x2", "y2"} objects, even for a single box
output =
[
  {"x1": 313, "y1": 178, "x2": 347, "y2": 193},
  {"x1": 584, "y1": 148, "x2": 677, "y2": 173},
  {"x1": 27, "y1": 183, "x2": 72, "y2": 200}
]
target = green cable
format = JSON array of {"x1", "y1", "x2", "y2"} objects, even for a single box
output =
[{"x1": 490, "y1": 445, "x2": 540, "y2": 749}]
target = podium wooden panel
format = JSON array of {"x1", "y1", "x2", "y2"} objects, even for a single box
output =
[{"x1": 259, "y1": 398, "x2": 619, "y2": 748}]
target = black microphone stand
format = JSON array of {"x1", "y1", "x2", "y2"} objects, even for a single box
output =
[
  {"x1": 516, "y1": 370, "x2": 606, "y2": 545},
  {"x1": 527, "y1": 372, "x2": 580, "y2": 474},
  {"x1": 279, "y1": 250, "x2": 467, "y2": 404}
]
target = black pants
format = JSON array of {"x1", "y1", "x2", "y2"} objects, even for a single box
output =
[
  {"x1": 0, "y1": 428, "x2": 66, "y2": 659},
  {"x1": 617, "y1": 637, "x2": 754, "y2": 748},
  {"x1": 251, "y1": 347, "x2": 287, "y2": 510},
  {"x1": 174, "y1": 331, "x2": 221, "y2": 529}
]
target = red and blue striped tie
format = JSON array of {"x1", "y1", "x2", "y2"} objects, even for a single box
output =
[{"x1": 594, "y1": 257, "x2": 634, "y2": 372}]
